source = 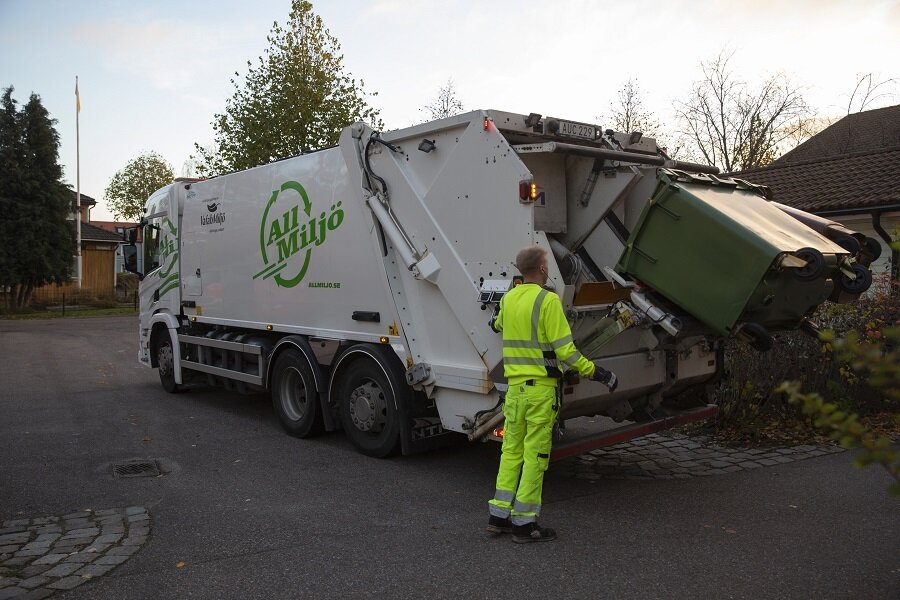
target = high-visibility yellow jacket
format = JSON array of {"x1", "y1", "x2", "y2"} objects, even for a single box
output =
[{"x1": 492, "y1": 283, "x2": 596, "y2": 386}]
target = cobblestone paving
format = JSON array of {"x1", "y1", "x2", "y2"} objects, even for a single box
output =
[
  {"x1": 555, "y1": 432, "x2": 846, "y2": 480},
  {"x1": 0, "y1": 507, "x2": 150, "y2": 599}
]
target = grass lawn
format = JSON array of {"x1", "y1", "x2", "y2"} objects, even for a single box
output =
[{"x1": 0, "y1": 306, "x2": 139, "y2": 320}]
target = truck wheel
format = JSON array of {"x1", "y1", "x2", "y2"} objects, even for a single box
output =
[
  {"x1": 156, "y1": 337, "x2": 181, "y2": 393},
  {"x1": 337, "y1": 359, "x2": 401, "y2": 458},
  {"x1": 271, "y1": 349, "x2": 323, "y2": 438}
]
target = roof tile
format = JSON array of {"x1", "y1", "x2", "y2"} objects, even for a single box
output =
[
  {"x1": 731, "y1": 104, "x2": 900, "y2": 213},
  {"x1": 80, "y1": 221, "x2": 126, "y2": 243}
]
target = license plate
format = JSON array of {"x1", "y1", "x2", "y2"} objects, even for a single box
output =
[{"x1": 558, "y1": 120, "x2": 596, "y2": 140}]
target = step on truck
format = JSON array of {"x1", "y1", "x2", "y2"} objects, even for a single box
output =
[{"x1": 124, "y1": 110, "x2": 878, "y2": 458}]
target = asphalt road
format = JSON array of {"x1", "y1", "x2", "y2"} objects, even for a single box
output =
[{"x1": 0, "y1": 316, "x2": 897, "y2": 599}]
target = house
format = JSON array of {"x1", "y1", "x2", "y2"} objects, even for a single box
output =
[
  {"x1": 734, "y1": 104, "x2": 900, "y2": 279},
  {"x1": 30, "y1": 191, "x2": 123, "y2": 303},
  {"x1": 91, "y1": 220, "x2": 143, "y2": 273}
]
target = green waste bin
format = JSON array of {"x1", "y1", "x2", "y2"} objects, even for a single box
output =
[{"x1": 615, "y1": 170, "x2": 849, "y2": 336}]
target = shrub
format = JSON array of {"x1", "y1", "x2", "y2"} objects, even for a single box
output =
[
  {"x1": 116, "y1": 272, "x2": 140, "y2": 302},
  {"x1": 712, "y1": 273, "x2": 899, "y2": 438},
  {"x1": 778, "y1": 321, "x2": 900, "y2": 496},
  {"x1": 86, "y1": 295, "x2": 118, "y2": 309},
  {"x1": 116, "y1": 272, "x2": 139, "y2": 293}
]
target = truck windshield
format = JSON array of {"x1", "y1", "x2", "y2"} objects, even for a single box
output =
[{"x1": 144, "y1": 221, "x2": 161, "y2": 272}]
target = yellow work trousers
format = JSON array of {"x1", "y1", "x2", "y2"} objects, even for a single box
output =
[{"x1": 488, "y1": 383, "x2": 557, "y2": 525}]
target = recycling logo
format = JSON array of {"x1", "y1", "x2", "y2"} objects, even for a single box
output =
[{"x1": 253, "y1": 181, "x2": 344, "y2": 289}]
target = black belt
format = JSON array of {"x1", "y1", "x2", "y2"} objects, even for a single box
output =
[{"x1": 523, "y1": 379, "x2": 560, "y2": 387}]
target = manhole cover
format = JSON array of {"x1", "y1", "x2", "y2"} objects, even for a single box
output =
[{"x1": 112, "y1": 460, "x2": 161, "y2": 478}]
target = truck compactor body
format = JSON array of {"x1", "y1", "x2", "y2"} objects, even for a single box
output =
[{"x1": 128, "y1": 110, "x2": 876, "y2": 457}]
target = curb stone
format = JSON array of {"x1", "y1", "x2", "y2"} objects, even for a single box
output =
[
  {"x1": 0, "y1": 507, "x2": 150, "y2": 598},
  {"x1": 555, "y1": 432, "x2": 846, "y2": 480}
]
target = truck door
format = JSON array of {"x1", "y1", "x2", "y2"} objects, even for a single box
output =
[{"x1": 183, "y1": 239, "x2": 202, "y2": 297}]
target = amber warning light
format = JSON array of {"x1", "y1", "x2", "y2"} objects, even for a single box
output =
[{"x1": 518, "y1": 181, "x2": 538, "y2": 202}]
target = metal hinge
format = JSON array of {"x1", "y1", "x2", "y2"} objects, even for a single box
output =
[{"x1": 405, "y1": 362, "x2": 431, "y2": 385}]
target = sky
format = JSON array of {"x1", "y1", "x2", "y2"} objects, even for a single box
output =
[{"x1": 1, "y1": 0, "x2": 898, "y2": 221}]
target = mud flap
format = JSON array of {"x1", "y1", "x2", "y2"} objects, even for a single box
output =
[{"x1": 400, "y1": 390, "x2": 461, "y2": 455}]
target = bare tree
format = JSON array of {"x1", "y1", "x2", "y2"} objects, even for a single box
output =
[
  {"x1": 602, "y1": 78, "x2": 691, "y2": 157},
  {"x1": 846, "y1": 73, "x2": 899, "y2": 114},
  {"x1": 422, "y1": 79, "x2": 465, "y2": 120},
  {"x1": 675, "y1": 50, "x2": 811, "y2": 172},
  {"x1": 779, "y1": 115, "x2": 833, "y2": 150},
  {"x1": 604, "y1": 78, "x2": 660, "y2": 137}
]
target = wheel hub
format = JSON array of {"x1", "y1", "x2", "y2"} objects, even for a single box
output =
[
  {"x1": 280, "y1": 367, "x2": 308, "y2": 421},
  {"x1": 348, "y1": 381, "x2": 386, "y2": 433}
]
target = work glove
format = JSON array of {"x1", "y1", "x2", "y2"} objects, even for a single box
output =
[
  {"x1": 488, "y1": 305, "x2": 501, "y2": 333},
  {"x1": 591, "y1": 362, "x2": 618, "y2": 392}
]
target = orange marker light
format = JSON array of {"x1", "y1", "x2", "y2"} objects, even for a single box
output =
[
  {"x1": 493, "y1": 427, "x2": 505, "y2": 438},
  {"x1": 530, "y1": 182, "x2": 538, "y2": 201},
  {"x1": 379, "y1": 336, "x2": 390, "y2": 344}
]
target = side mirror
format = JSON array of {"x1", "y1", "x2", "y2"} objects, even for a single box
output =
[
  {"x1": 127, "y1": 228, "x2": 137, "y2": 243},
  {"x1": 123, "y1": 244, "x2": 143, "y2": 280}
]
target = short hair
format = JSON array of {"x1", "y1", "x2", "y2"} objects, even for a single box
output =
[{"x1": 515, "y1": 245, "x2": 547, "y2": 277}]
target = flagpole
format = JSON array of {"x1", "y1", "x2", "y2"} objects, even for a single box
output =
[{"x1": 75, "y1": 76, "x2": 82, "y2": 289}]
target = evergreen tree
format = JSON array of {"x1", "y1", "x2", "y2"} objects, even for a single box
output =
[
  {"x1": 0, "y1": 87, "x2": 24, "y2": 306},
  {"x1": 0, "y1": 88, "x2": 74, "y2": 308},
  {"x1": 194, "y1": 0, "x2": 382, "y2": 175}
]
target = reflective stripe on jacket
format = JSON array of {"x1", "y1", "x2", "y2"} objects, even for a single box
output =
[{"x1": 494, "y1": 283, "x2": 595, "y2": 386}]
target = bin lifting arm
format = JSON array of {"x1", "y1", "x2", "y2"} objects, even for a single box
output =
[{"x1": 352, "y1": 124, "x2": 441, "y2": 283}]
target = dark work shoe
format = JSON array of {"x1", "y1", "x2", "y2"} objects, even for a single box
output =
[
  {"x1": 512, "y1": 522, "x2": 557, "y2": 543},
  {"x1": 486, "y1": 516, "x2": 513, "y2": 535}
]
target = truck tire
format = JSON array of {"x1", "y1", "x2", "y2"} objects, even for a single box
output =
[
  {"x1": 336, "y1": 358, "x2": 401, "y2": 458},
  {"x1": 156, "y1": 337, "x2": 181, "y2": 394},
  {"x1": 271, "y1": 348, "x2": 323, "y2": 438}
]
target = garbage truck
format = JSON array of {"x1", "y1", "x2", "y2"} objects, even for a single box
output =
[{"x1": 124, "y1": 109, "x2": 878, "y2": 458}]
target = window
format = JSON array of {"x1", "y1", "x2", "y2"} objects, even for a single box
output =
[{"x1": 144, "y1": 221, "x2": 162, "y2": 272}]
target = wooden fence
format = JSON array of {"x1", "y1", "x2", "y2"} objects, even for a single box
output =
[{"x1": 31, "y1": 245, "x2": 117, "y2": 304}]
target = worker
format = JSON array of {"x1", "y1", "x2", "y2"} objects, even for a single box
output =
[{"x1": 487, "y1": 244, "x2": 618, "y2": 543}]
